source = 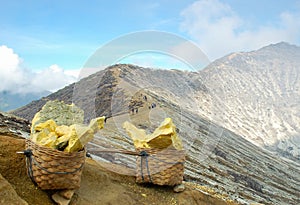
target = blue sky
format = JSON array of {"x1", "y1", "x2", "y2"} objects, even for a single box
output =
[{"x1": 1, "y1": 0, "x2": 300, "y2": 93}]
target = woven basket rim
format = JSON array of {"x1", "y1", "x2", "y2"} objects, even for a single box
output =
[{"x1": 25, "y1": 138, "x2": 85, "y2": 157}]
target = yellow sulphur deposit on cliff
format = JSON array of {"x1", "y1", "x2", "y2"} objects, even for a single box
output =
[{"x1": 123, "y1": 118, "x2": 183, "y2": 150}]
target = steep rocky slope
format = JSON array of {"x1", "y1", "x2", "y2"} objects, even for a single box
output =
[
  {"x1": 201, "y1": 42, "x2": 300, "y2": 161},
  {"x1": 11, "y1": 61, "x2": 300, "y2": 204},
  {"x1": 89, "y1": 89, "x2": 300, "y2": 205}
]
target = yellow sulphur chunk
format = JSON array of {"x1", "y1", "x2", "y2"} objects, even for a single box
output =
[
  {"x1": 55, "y1": 125, "x2": 71, "y2": 137},
  {"x1": 88, "y1": 116, "x2": 105, "y2": 133},
  {"x1": 33, "y1": 119, "x2": 57, "y2": 133},
  {"x1": 37, "y1": 132, "x2": 58, "y2": 149},
  {"x1": 123, "y1": 118, "x2": 183, "y2": 150},
  {"x1": 123, "y1": 121, "x2": 149, "y2": 148},
  {"x1": 64, "y1": 124, "x2": 94, "y2": 153}
]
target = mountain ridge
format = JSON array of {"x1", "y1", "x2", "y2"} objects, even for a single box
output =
[
  {"x1": 11, "y1": 42, "x2": 300, "y2": 161},
  {"x1": 9, "y1": 43, "x2": 300, "y2": 204}
]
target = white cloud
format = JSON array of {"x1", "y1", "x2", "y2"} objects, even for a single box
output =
[
  {"x1": 0, "y1": 45, "x2": 21, "y2": 69},
  {"x1": 77, "y1": 67, "x2": 105, "y2": 79},
  {"x1": 0, "y1": 45, "x2": 78, "y2": 94},
  {"x1": 169, "y1": 41, "x2": 211, "y2": 69},
  {"x1": 65, "y1": 69, "x2": 80, "y2": 79},
  {"x1": 180, "y1": 0, "x2": 300, "y2": 60},
  {"x1": 0, "y1": 45, "x2": 29, "y2": 92},
  {"x1": 117, "y1": 52, "x2": 191, "y2": 70},
  {"x1": 118, "y1": 52, "x2": 159, "y2": 68},
  {"x1": 31, "y1": 64, "x2": 78, "y2": 92}
]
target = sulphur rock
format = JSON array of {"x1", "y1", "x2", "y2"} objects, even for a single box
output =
[
  {"x1": 31, "y1": 119, "x2": 58, "y2": 148},
  {"x1": 122, "y1": 121, "x2": 149, "y2": 148},
  {"x1": 64, "y1": 116, "x2": 105, "y2": 152},
  {"x1": 31, "y1": 117, "x2": 105, "y2": 152},
  {"x1": 64, "y1": 124, "x2": 93, "y2": 152},
  {"x1": 123, "y1": 118, "x2": 183, "y2": 150},
  {"x1": 31, "y1": 129, "x2": 50, "y2": 145},
  {"x1": 34, "y1": 119, "x2": 57, "y2": 133},
  {"x1": 31, "y1": 100, "x2": 84, "y2": 133},
  {"x1": 88, "y1": 116, "x2": 105, "y2": 132},
  {"x1": 29, "y1": 100, "x2": 105, "y2": 152},
  {"x1": 54, "y1": 127, "x2": 71, "y2": 151},
  {"x1": 148, "y1": 118, "x2": 183, "y2": 150},
  {"x1": 37, "y1": 132, "x2": 58, "y2": 148},
  {"x1": 55, "y1": 125, "x2": 71, "y2": 137},
  {"x1": 31, "y1": 130, "x2": 58, "y2": 149}
]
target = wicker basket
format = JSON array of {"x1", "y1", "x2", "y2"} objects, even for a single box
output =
[
  {"x1": 136, "y1": 148, "x2": 185, "y2": 186},
  {"x1": 25, "y1": 139, "x2": 86, "y2": 190}
]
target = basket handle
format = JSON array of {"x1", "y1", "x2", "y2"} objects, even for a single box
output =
[
  {"x1": 139, "y1": 150, "x2": 153, "y2": 183},
  {"x1": 17, "y1": 149, "x2": 36, "y2": 185}
]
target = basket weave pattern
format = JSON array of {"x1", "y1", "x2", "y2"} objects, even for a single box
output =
[
  {"x1": 136, "y1": 148, "x2": 185, "y2": 186},
  {"x1": 25, "y1": 139, "x2": 86, "y2": 190}
]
